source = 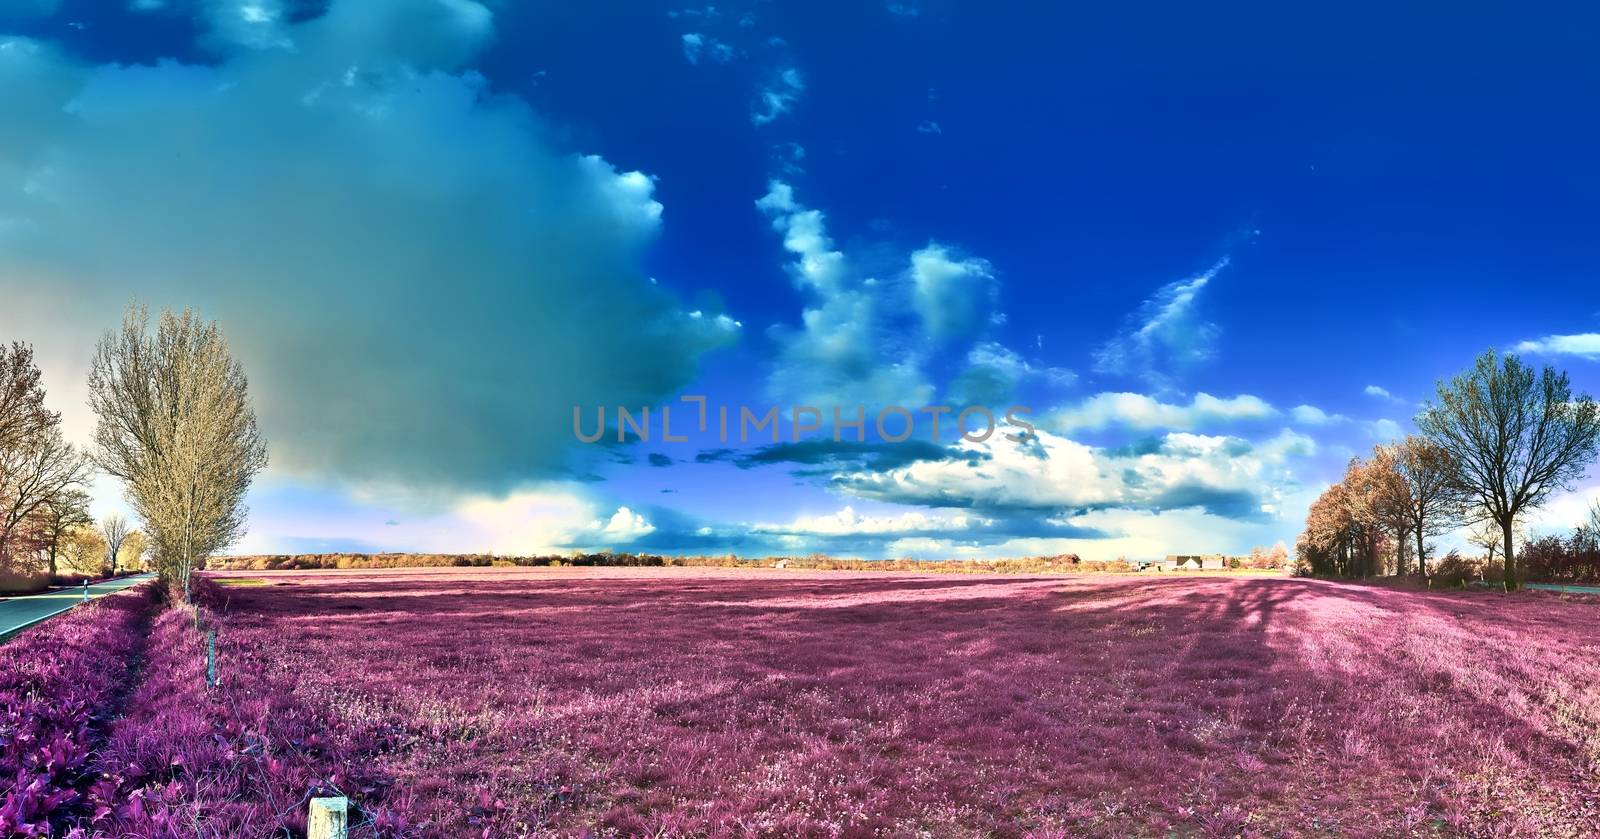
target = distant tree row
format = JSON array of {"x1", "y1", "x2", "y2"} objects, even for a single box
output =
[{"x1": 1296, "y1": 350, "x2": 1600, "y2": 590}]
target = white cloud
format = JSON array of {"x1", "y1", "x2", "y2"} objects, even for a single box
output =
[
  {"x1": 1365, "y1": 418, "x2": 1404, "y2": 439},
  {"x1": 1093, "y1": 257, "x2": 1228, "y2": 389},
  {"x1": 755, "y1": 184, "x2": 1012, "y2": 410},
  {"x1": 755, "y1": 181, "x2": 846, "y2": 293},
  {"x1": 453, "y1": 489, "x2": 654, "y2": 554},
  {"x1": 1522, "y1": 483, "x2": 1600, "y2": 536},
  {"x1": 1362, "y1": 384, "x2": 1407, "y2": 404},
  {"x1": 667, "y1": 6, "x2": 719, "y2": 20},
  {"x1": 1290, "y1": 404, "x2": 1346, "y2": 425},
  {"x1": 948, "y1": 342, "x2": 1075, "y2": 406},
  {"x1": 836, "y1": 426, "x2": 1316, "y2": 520},
  {"x1": 681, "y1": 32, "x2": 704, "y2": 61},
  {"x1": 201, "y1": 0, "x2": 295, "y2": 50},
  {"x1": 916, "y1": 120, "x2": 941, "y2": 134},
  {"x1": 752, "y1": 65, "x2": 803, "y2": 124},
  {"x1": 756, "y1": 182, "x2": 926, "y2": 407},
  {"x1": 598, "y1": 506, "x2": 656, "y2": 541},
  {"x1": 1048, "y1": 392, "x2": 1276, "y2": 432},
  {"x1": 909, "y1": 244, "x2": 994, "y2": 341},
  {"x1": 0, "y1": 2, "x2": 737, "y2": 501},
  {"x1": 680, "y1": 32, "x2": 733, "y2": 65},
  {"x1": 1513, "y1": 333, "x2": 1600, "y2": 360}
]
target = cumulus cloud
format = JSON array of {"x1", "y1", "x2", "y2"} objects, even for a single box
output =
[
  {"x1": 0, "y1": 1, "x2": 737, "y2": 500},
  {"x1": 1093, "y1": 257, "x2": 1228, "y2": 390},
  {"x1": 1512, "y1": 333, "x2": 1600, "y2": 360},
  {"x1": 452, "y1": 489, "x2": 654, "y2": 553},
  {"x1": 754, "y1": 183, "x2": 1025, "y2": 412},
  {"x1": 752, "y1": 65, "x2": 803, "y2": 124},
  {"x1": 1047, "y1": 392, "x2": 1276, "y2": 432},
  {"x1": 755, "y1": 182, "x2": 928, "y2": 407},
  {"x1": 834, "y1": 426, "x2": 1315, "y2": 520}
]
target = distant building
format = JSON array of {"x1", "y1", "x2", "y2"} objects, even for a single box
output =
[{"x1": 1164, "y1": 554, "x2": 1230, "y2": 570}]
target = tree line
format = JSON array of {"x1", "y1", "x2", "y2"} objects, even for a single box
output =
[
  {"x1": 1297, "y1": 350, "x2": 1600, "y2": 590},
  {"x1": 0, "y1": 306, "x2": 266, "y2": 599}
]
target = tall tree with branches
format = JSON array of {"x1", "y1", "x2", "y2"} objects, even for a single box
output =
[
  {"x1": 101, "y1": 513, "x2": 131, "y2": 575},
  {"x1": 0, "y1": 342, "x2": 56, "y2": 453},
  {"x1": 1365, "y1": 444, "x2": 1414, "y2": 575},
  {"x1": 89, "y1": 306, "x2": 268, "y2": 598},
  {"x1": 38, "y1": 487, "x2": 93, "y2": 577},
  {"x1": 1391, "y1": 435, "x2": 1465, "y2": 580},
  {"x1": 0, "y1": 426, "x2": 92, "y2": 569},
  {"x1": 1417, "y1": 350, "x2": 1600, "y2": 591}
]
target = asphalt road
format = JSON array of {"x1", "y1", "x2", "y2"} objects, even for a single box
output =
[
  {"x1": 0, "y1": 573, "x2": 156, "y2": 639},
  {"x1": 1526, "y1": 582, "x2": 1600, "y2": 595}
]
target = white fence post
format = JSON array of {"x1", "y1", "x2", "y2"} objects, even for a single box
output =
[{"x1": 308, "y1": 796, "x2": 348, "y2": 839}]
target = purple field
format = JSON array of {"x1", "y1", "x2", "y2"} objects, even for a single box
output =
[
  {"x1": 4, "y1": 568, "x2": 1600, "y2": 837},
  {"x1": 212, "y1": 568, "x2": 1600, "y2": 837}
]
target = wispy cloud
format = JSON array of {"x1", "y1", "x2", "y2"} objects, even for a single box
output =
[
  {"x1": 752, "y1": 66, "x2": 804, "y2": 124},
  {"x1": 1363, "y1": 384, "x2": 1407, "y2": 404},
  {"x1": 1513, "y1": 333, "x2": 1600, "y2": 360},
  {"x1": 681, "y1": 32, "x2": 733, "y2": 65},
  {"x1": 1093, "y1": 257, "x2": 1228, "y2": 390}
]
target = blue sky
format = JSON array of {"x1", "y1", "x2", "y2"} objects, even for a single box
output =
[{"x1": 1, "y1": 0, "x2": 1597, "y2": 559}]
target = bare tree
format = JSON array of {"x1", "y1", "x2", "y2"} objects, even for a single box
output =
[
  {"x1": 1417, "y1": 350, "x2": 1600, "y2": 591},
  {"x1": 1466, "y1": 517, "x2": 1525, "y2": 563},
  {"x1": 101, "y1": 513, "x2": 131, "y2": 575},
  {"x1": 1391, "y1": 435, "x2": 1465, "y2": 580},
  {"x1": 88, "y1": 306, "x2": 268, "y2": 598},
  {"x1": 0, "y1": 426, "x2": 93, "y2": 568},
  {"x1": 1466, "y1": 518, "x2": 1501, "y2": 562},
  {"x1": 1586, "y1": 499, "x2": 1600, "y2": 540}
]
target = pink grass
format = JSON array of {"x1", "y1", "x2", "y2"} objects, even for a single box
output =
[
  {"x1": 191, "y1": 568, "x2": 1600, "y2": 837},
  {"x1": 0, "y1": 585, "x2": 154, "y2": 835}
]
